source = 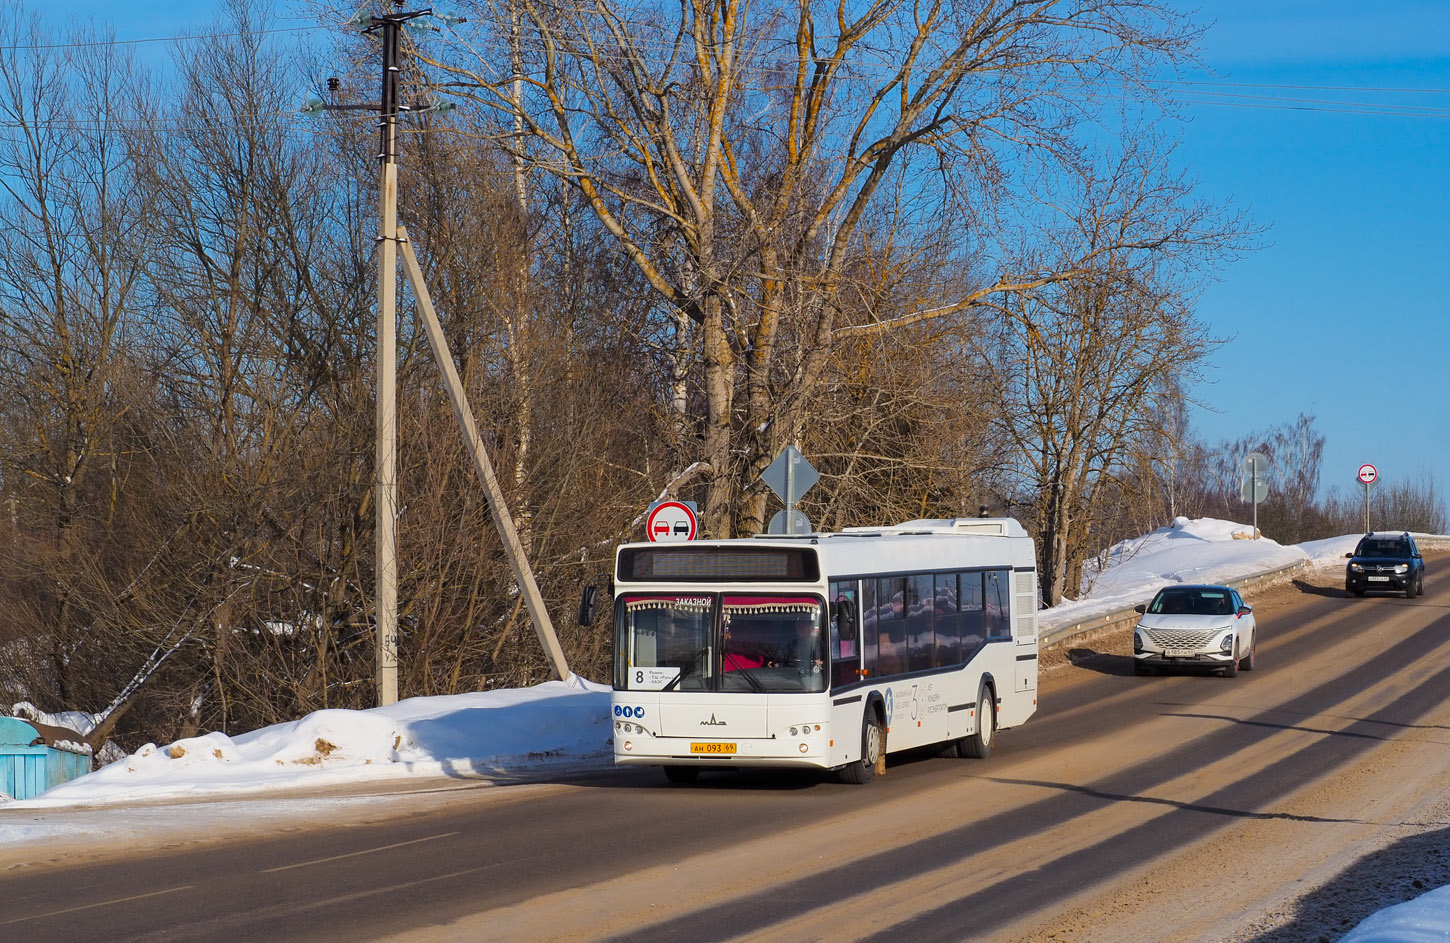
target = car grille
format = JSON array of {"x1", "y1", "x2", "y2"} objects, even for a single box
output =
[{"x1": 1144, "y1": 628, "x2": 1217, "y2": 649}]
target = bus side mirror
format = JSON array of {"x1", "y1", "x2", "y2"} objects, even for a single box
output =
[
  {"x1": 578, "y1": 584, "x2": 599, "y2": 626},
  {"x1": 835, "y1": 598, "x2": 858, "y2": 642}
]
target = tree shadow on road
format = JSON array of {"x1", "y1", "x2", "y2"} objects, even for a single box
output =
[{"x1": 1246, "y1": 826, "x2": 1450, "y2": 943}]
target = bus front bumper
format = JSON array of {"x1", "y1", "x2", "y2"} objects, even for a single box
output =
[{"x1": 613, "y1": 731, "x2": 832, "y2": 769}]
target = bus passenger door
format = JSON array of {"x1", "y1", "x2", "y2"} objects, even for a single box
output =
[{"x1": 828, "y1": 581, "x2": 861, "y2": 688}]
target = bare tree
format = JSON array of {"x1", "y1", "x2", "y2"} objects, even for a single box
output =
[
  {"x1": 413, "y1": 0, "x2": 1215, "y2": 537},
  {"x1": 979, "y1": 141, "x2": 1239, "y2": 604},
  {"x1": 0, "y1": 10, "x2": 149, "y2": 727}
]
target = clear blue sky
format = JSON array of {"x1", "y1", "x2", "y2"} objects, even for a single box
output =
[
  {"x1": 1178, "y1": 2, "x2": 1450, "y2": 504},
  {"x1": 39, "y1": 1, "x2": 1450, "y2": 510}
]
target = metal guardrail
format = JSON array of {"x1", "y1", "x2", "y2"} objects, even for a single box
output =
[
  {"x1": 1039, "y1": 558, "x2": 1311, "y2": 650},
  {"x1": 1038, "y1": 534, "x2": 1450, "y2": 652}
]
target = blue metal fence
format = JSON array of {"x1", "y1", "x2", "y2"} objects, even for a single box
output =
[{"x1": 1, "y1": 716, "x2": 91, "y2": 800}]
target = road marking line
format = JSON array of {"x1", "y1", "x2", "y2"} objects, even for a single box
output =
[
  {"x1": 262, "y1": 831, "x2": 461, "y2": 873},
  {"x1": 0, "y1": 885, "x2": 196, "y2": 925}
]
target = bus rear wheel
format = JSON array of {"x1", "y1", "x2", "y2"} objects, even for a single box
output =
[
  {"x1": 957, "y1": 687, "x2": 995, "y2": 759},
  {"x1": 839, "y1": 713, "x2": 884, "y2": 785}
]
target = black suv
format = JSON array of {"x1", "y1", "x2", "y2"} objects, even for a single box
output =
[{"x1": 1345, "y1": 531, "x2": 1425, "y2": 598}]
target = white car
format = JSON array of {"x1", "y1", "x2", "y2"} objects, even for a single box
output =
[{"x1": 1132, "y1": 584, "x2": 1256, "y2": 677}]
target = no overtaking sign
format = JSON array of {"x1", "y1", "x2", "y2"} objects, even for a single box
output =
[{"x1": 647, "y1": 501, "x2": 698, "y2": 542}]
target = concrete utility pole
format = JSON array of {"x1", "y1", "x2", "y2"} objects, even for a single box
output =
[
  {"x1": 373, "y1": 9, "x2": 414, "y2": 706},
  {"x1": 307, "y1": 8, "x2": 572, "y2": 702}
]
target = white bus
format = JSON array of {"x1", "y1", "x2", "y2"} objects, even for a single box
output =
[{"x1": 604, "y1": 518, "x2": 1039, "y2": 784}]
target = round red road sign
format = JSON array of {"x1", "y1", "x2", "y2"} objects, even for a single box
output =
[{"x1": 646, "y1": 501, "x2": 698, "y2": 542}]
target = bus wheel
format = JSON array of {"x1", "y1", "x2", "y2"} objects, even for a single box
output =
[
  {"x1": 958, "y1": 687, "x2": 995, "y2": 759},
  {"x1": 663, "y1": 766, "x2": 699, "y2": 784},
  {"x1": 839, "y1": 714, "x2": 884, "y2": 785}
]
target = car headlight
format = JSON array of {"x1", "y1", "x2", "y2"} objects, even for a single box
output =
[
  {"x1": 1394, "y1": 564, "x2": 1409, "y2": 574},
  {"x1": 1220, "y1": 634, "x2": 1235, "y2": 653},
  {"x1": 1349, "y1": 563, "x2": 1364, "y2": 573},
  {"x1": 1133, "y1": 628, "x2": 1146, "y2": 653}
]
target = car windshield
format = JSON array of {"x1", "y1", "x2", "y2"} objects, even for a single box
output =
[
  {"x1": 614, "y1": 593, "x2": 826, "y2": 693},
  {"x1": 1148, "y1": 588, "x2": 1235, "y2": 616},
  {"x1": 1357, "y1": 539, "x2": 1409, "y2": 558}
]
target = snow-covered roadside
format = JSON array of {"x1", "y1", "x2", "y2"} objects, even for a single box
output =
[
  {"x1": 5, "y1": 518, "x2": 1449, "y2": 939},
  {"x1": 0, "y1": 518, "x2": 1396, "y2": 810},
  {"x1": 5, "y1": 677, "x2": 613, "y2": 809}
]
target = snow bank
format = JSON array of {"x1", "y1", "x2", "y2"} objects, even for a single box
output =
[
  {"x1": 1340, "y1": 884, "x2": 1450, "y2": 943},
  {"x1": 15, "y1": 679, "x2": 613, "y2": 806},
  {"x1": 1040, "y1": 517, "x2": 1308, "y2": 634}
]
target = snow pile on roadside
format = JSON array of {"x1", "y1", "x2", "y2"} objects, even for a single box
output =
[
  {"x1": 1040, "y1": 517, "x2": 1308, "y2": 633},
  {"x1": 1339, "y1": 884, "x2": 1450, "y2": 943},
  {"x1": 15, "y1": 677, "x2": 613, "y2": 807}
]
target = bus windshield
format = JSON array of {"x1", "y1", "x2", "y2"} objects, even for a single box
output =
[{"x1": 615, "y1": 593, "x2": 825, "y2": 693}]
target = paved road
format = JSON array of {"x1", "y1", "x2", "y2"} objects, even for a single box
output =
[{"x1": 5, "y1": 573, "x2": 1450, "y2": 942}]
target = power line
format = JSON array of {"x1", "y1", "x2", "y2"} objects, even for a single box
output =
[{"x1": 8, "y1": 22, "x2": 323, "y2": 51}]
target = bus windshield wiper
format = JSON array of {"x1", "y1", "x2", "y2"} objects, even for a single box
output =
[{"x1": 665, "y1": 646, "x2": 710, "y2": 691}]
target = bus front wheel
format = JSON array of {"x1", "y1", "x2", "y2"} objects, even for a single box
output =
[{"x1": 839, "y1": 713, "x2": 884, "y2": 785}]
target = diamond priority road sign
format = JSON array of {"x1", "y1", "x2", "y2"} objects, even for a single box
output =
[{"x1": 760, "y1": 446, "x2": 819, "y2": 535}]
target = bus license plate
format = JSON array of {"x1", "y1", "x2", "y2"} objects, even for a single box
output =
[
  {"x1": 1165, "y1": 648, "x2": 1196, "y2": 658},
  {"x1": 690, "y1": 742, "x2": 736, "y2": 755}
]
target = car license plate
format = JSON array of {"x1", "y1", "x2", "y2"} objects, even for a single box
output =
[
  {"x1": 690, "y1": 742, "x2": 736, "y2": 754},
  {"x1": 1165, "y1": 648, "x2": 1197, "y2": 658},
  {"x1": 1368, "y1": 576, "x2": 1390, "y2": 582}
]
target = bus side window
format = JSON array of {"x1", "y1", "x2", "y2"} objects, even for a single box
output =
[
  {"x1": 878, "y1": 577, "x2": 907, "y2": 675},
  {"x1": 960, "y1": 571, "x2": 986, "y2": 659},
  {"x1": 934, "y1": 573, "x2": 961, "y2": 667},
  {"x1": 907, "y1": 573, "x2": 934, "y2": 672},
  {"x1": 861, "y1": 578, "x2": 880, "y2": 680},
  {"x1": 986, "y1": 570, "x2": 1011, "y2": 639}
]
